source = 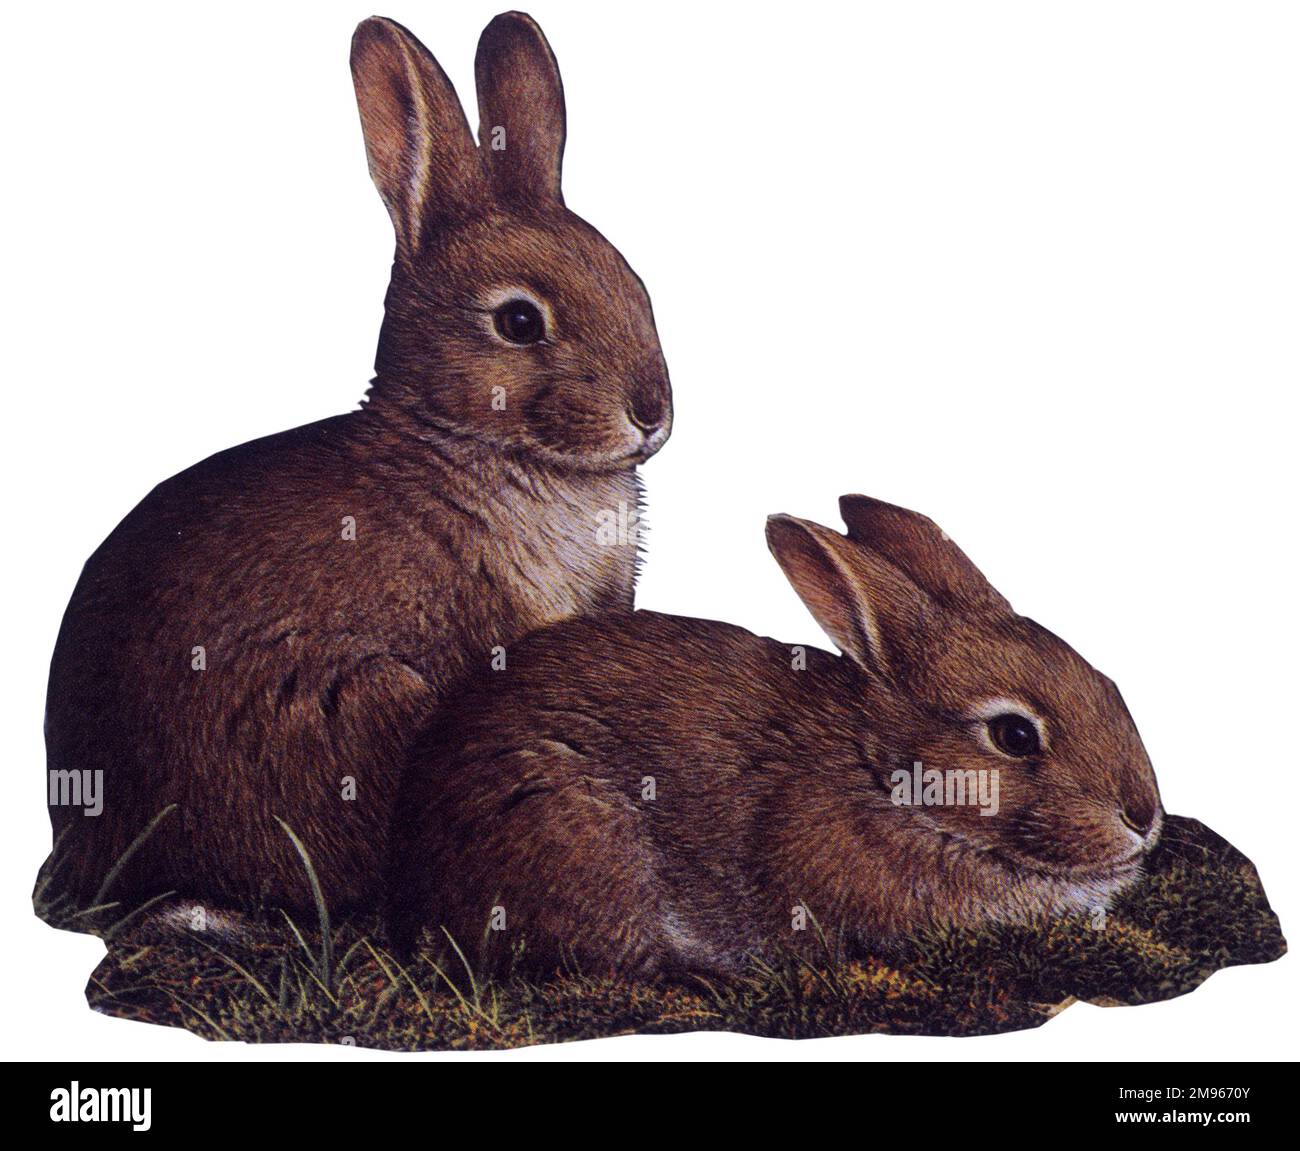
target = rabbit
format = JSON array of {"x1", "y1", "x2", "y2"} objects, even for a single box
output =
[
  {"x1": 385, "y1": 496, "x2": 1163, "y2": 977},
  {"x1": 40, "y1": 13, "x2": 672, "y2": 923}
]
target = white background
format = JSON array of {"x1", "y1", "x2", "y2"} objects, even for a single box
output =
[{"x1": 2, "y1": 0, "x2": 1295, "y2": 1062}]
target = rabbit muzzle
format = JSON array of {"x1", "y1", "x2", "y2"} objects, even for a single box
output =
[{"x1": 625, "y1": 357, "x2": 673, "y2": 460}]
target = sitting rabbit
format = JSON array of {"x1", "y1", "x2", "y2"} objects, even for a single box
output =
[
  {"x1": 41, "y1": 14, "x2": 671, "y2": 920},
  {"x1": 386, "y1": 497, "x2": 1163, "y2": 976}
]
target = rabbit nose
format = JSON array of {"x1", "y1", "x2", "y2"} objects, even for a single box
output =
[
  {"x1": 628, "y1": 360, "x2": 671, "y2": 434},
  {"x1": 1119, "y1": 794, "x2": 1158, "y2": 837}
]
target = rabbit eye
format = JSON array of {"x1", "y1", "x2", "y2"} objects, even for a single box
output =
[
  {"x1": 988, "y1": 713, "x2": 1041, "y2": 758},
  {"x1": 493, "y1": 299, "x2": 545, "y2": 345}
]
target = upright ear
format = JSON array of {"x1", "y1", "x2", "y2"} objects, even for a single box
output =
[
  {"x1": 838, "y1": 495, "x2": 1011, "y2": 615},
  {"x1": 475, "y1": 12, "x2": 566, "y2": 206},
  {"x1": 766, "y1": 514, "x2": 934, "y2": 681},
  {"x1": 351, "y1": 18, "x2": 486, "y2": 255}
]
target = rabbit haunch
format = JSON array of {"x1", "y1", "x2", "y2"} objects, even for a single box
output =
[
  {"x1": 41, "y1": 13, "x2": 671, "y2": 919},
  {"x1": 386, "y1": 497, "x2": 1163, "y2": 976}
]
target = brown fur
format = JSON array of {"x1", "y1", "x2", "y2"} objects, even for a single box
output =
[
  {"x1": 42, "y1": 13, "x2": 671, "y2": 916},
  {"x1": 386, "y1": 497, "x2": 1163, "y2": 977}
]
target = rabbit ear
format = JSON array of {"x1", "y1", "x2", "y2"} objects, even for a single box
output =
[
  {"x1": 351, "y1": 18, "x2": 486, "y2": 255},
  {"x1": 766, "y1": 514, "x2": 932, "y2": 681},
  {"x1": 838, "y1": 495, "x2": 1011, "y2": 615},
  {"x1": 474, "y1": 12, "x2": 566, "y2": 205}
]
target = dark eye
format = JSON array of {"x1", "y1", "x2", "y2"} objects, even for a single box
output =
[
  {"x1": 493, "y1": 298, "x2": 545, "y2": 345},
  {"x1": 988, "y1": 713, "x2": 1041, "y2": 758}
]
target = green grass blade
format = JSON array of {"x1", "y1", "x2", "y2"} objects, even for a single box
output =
[
  {"x1": 91, "y1": 804, "x2": 178, "y2": 908},
  {"x1": 273, "y1": 817, "x2": 333, "y2": 993},
  {"x1": 102, "y1": 890, "x2": 178, "y2": 942}
]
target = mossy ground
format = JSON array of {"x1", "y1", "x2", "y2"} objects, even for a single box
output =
[{"x1": 37, "y1": 815, "x2": 1286, "y2": 1050}]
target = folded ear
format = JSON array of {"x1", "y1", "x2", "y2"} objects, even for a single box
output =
[
  {"x1": 351, "y1": 17, "x2": 486, "y2": 255},
  {"x1": 475, "y1": 11, "x2": 566, "y2": 205},
  {"x1": 766, "y1": 514, "x2": 933, "y2": 681},
  {"x1": 838, "y1": 495, "x2": 1011, "y2": 615}
]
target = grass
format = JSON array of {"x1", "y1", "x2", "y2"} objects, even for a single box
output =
[{"x1": 39, "y1": 814, "x2": 1286, "y2": 1050}]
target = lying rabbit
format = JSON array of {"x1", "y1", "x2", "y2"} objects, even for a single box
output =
[
  {"x1": 42, "y1": 14, "x2": 671, "y2": 919},
  {"x1": 386, "y1": 497, "x2": 1163, "y2": 976}
]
